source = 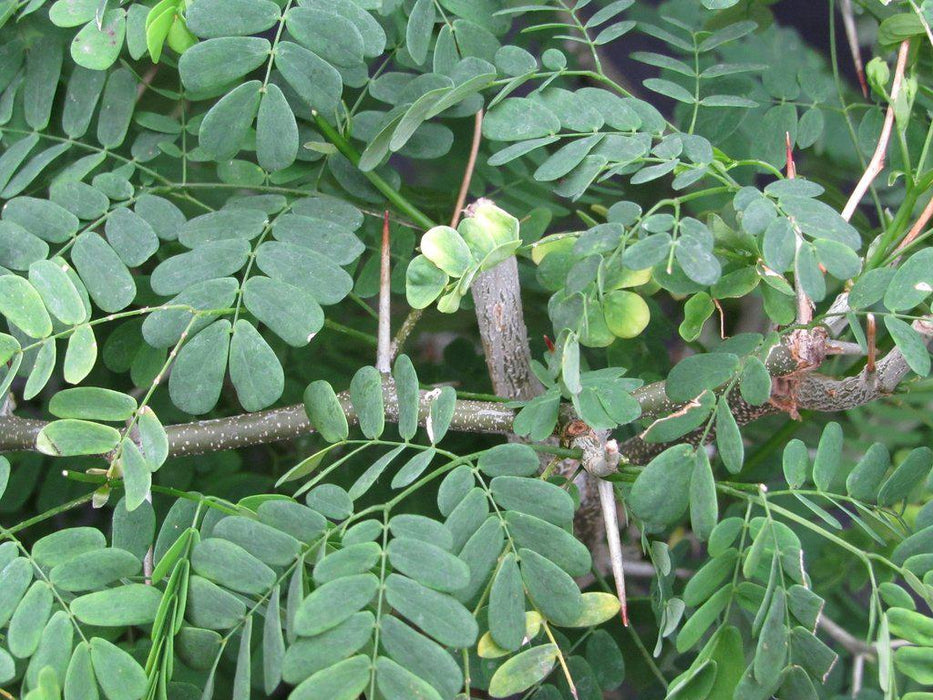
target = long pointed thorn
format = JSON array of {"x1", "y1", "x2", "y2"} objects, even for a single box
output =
[
  {"x1": 857, "y1": 66, "x2": 869, "y2": 99},
  {"x1": 785, "y1": 131, "x2": 796, "y2": 179},
  {"x1": 597, "y1": 479, "x2": 629, "y2": 626},
  {"x1": 375, "y1": 210, "x2": 392, "y2": 373}
]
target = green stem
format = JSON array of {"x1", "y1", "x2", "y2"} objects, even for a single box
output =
[
  {"x1": 324, "y1": 319, "x2": 378, "y2": 345},
  {"x1": 311, "y1": 112, "x2": 436, "y2": 230},
  {"x1": 0, "y1": 491, "x2": 95, "y2": 539}
]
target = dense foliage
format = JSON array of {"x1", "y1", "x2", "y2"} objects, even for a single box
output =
[{"x1": 1, "y1": 0, "x2": 933, "y2": 698}]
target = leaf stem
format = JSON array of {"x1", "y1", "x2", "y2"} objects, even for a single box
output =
[{"x1": 311, "y1": 111, "x2": 436, "y2": 229}]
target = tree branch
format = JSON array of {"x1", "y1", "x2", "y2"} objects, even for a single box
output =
[
  {"x1": 3, "y1": 321, "x2": 929, "y2": 462},
  {"x1": 841, "y1": 40, "x2": 911, "y2": 222},
  {"x1": 471, "y1": 254, "x2": 543, "y2": 401}
]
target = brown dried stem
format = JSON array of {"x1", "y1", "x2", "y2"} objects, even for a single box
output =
[{"x1": 841, "y1": 40, "x2": 911, "y2": 222}]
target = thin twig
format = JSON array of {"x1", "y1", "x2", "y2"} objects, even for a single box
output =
[
  {"x1": 390, "y1": 108, "x2": 486, "y2": 362},
  {"x1": 852, "y1": 653, "x2": 865, "y2": 696},
  {"x1": 136, "y1": 65, "x2": 159, "y2": 101},
  {"x1": 376, "y1": 211, "x2": 392, "y2": 373},
  {"x1": 839, "y1": 0, "x2": 868, "y2": 97},
  {"x1": 389, "y1": 308, "x2": 422, "y2": 360},
  {"x1": 451, "y1": 109, "x2": 484, "y2": 228},
  {"x1": 894, "y1": 193, "x2": 933, "y2": 253},
  {"x1": 825, "y1": 340, "x2": 867, "y2": 356},
  {"x1": 866, "y1": 313, "x2": 877, "y2": 373},
  {"x1": 841, "y1": 40, "x2": 911, "y2": 222},
  {"x1": 816, "y1": 616, "x2": 909, "y2": 657}
]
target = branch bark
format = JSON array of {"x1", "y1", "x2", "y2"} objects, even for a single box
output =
[
  {"x1": 2, "y1": 319, "x2": 929, "y2": 463},
  {"x1": 471, "y1": 255, "x2": 543, "y2": 401}
]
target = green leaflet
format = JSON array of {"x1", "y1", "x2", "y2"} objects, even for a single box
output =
[
  {"x1": 878, "y1": 447, "x2": 932, "y2": 506},
  {"x1": 885, "y1": 248, "x2": 933, "y2": 311},
  {"x1": 275, "y1": 41, "x2": 343, "y2": 112},
  {"x1": 71, "y1": 9, "x2": 126, "y2": 70},
  {"x1": 229, "y1": 319, "x2": 285, "y2": 411},
  {"x1": 490, "y1": 476, "x2": 574, "y2": 526},
  {"x1": 150, "y1": 239, "x2": 251, "y2": 296},
  {"x1": 386, "y1": 537, "x2": 469, "y2": 593},
  {"x1": 690, "y1": 449, "x2": 718, "y2": 541},
  {"x1": 384, "y1": 573, "x2": 478, "y2": 648},
  {"x1": 192, "y1": 536, "x2": 276, "y2": 595},
  {"x1": 350, "y1": 365, "x2": 385, "y2": 439},
  {"x1": 477, "y1": 443, "x2": 540, "y2": 477},
  {"x1": 487, "y1": 644, "x2": 559, "y2": 697},
  {"x1": 306, "y1": 483, "x2": 353, "y2": 520},
  {"x1": 7, "y1": 581, "x2": 52, "y2": 658},
  {"x1": 313, "y1": 542, "x2": 381, "y2": 584},
  {"x1": 198, "y1": 80, "x2": 261, "y2": 161},
  {"x1": 186, "y1": 574, "x2": 247, "y2": 629},
  {"x1": 290, "y1": 655, "x2": 371, "y2": 700},
  {"x1": 36, "y1": 419, "x2": 121, "y2": 456},
  {"x1": 178, "y1": 36, "x2": 271, "y2": 93},
  {"x1": 96, "y1": 68, "x2": 137, "y2": 148},
  {"x1": 71, "y1": 584, "x2": 163, "y2": 626},
  {"x1": 628, "y1": 444, "x2": 694, "y2": 528},
  {"x1": 49, "y1": 387, "x2": 137, "y2": 421},
  {"x1": 168, "y1": 319, "x2": 231, "y2": 415},
  {"x1": 214, "y1": 516, "x2": 301, "y2": 568},
  {"x1": 142, "y1": 277, "x2": 238, "y2": 348},
  {"x1": 257, "y1": 84, "x2": 299, "y2": 172},
  {"x1": 89, "y1": 638, "x2": 147, "y2": 700},
  {"x1": 285, "y1": 7, "x2": 364, "y2": 68},
  {"x1": 49, "y1": 547, "x2": 141, "y2": 592},
  {"x1": 489, "y1": 554, "x2": 525, "y2": 650},
  {"x1": 24, "y1": 41, "x2": 62, "y2": 130},
  {"x1": 255, "y1": 240, "x2": 354, "y2": 305},
  {"x1": 885, "y1": 315, "x2": 931, "y2": 376},
  {"x1": 380, "y1": 615, "x2": 463, "y2": 698},
  {"x1": 303, "y1": 380, "x2": 349, "y2": 443},
  {"x1": 0, "y1": 456, "x2": 8, "y2": 502},
  {"x1": 407, "y1": 0, "x2": 435, "y2": 64},
  {"x1": 0, "y1": 220, "x2": 48, "y2": 270},
  {"x1": 282, "y1": 611, "x2": 374, "y2": 684},
  {"x1": 71, "y1": 232, "x2": 137, "y2": 312},
  {"x1": 375, "y1": 656, "x2": 443, "y2": 700},
  {"x1": 28, "y1": 258, "x2": 85, "y2": 325},
  {"x1": 4, "y1": 197, "x2": 79, "y2": 243},
  {"x1": 666, "y1": 352, "x2": 740, "y2": 402},
  {"x1": 484, "y1": 97, "x2": 561, "y2": 141},
  {"x1": 294, "y1": 573, "x2": 379, "y2": 636},
  {"x1": 243, "y1": 276, "x2": 324, "y2": 347},
  {"x1": 0, "y1": 274, "x2": 52, "y2": 338},
  {"x1": 812, "y1": 421, "x2": 844, "y2": 493},
  {"x1": 519, "y1": 549, "x2": 583, "y2": 626},
  {"x1": 26, "y1": 611, "x2": 73, "y2": 690},
  {"x1": 186, "y1": 0, "x2": 280, "y2": 37}
]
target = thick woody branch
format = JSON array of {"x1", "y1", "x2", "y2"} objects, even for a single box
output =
[
  {"x1": 2, "y1": 321, "x2": 929, "y2": 461},
  {"x1": 472, "y1": 255, "x2": 543, "y2": 401},
  {"x1": 618, "y1": 317, "x2": 933, "y2": 465},
  {"x1": 0, "y1": 387, "x2": 515, "y2": 458}
]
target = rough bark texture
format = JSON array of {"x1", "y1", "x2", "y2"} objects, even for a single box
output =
[
  {"x1": 2, "y1": 320, "x2": 929, "y2": 464},
  {"x1": 471, "y1": 256, "x2": 542, "y2": 401}
]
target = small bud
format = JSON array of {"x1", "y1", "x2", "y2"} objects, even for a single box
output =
[
  {"x1": 866, "y1": 56, "x2": 891, "y2": 99},
  {"x1": 459, "y1": 199, "x2": 521, "y2": 270}
]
